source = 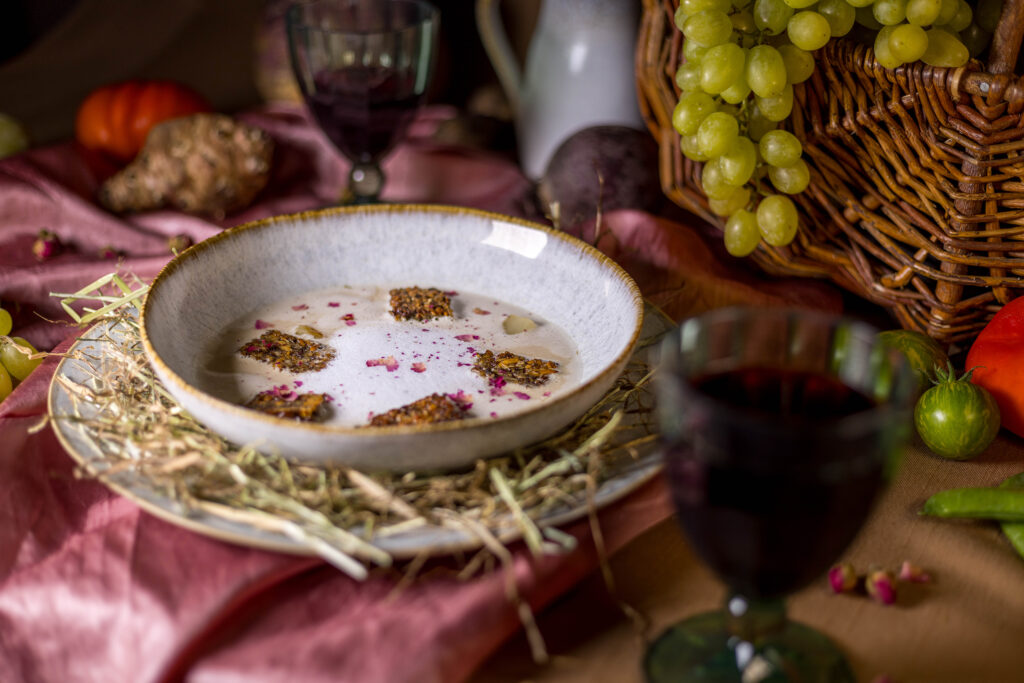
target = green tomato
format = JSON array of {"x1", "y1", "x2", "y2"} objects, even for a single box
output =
[
  {"x1": 878, "y1": 329, "x2": 948, "y2": 395},
  {"x1": 0, "y1": 113, "x2": 29, "y2": 159},
  {"x1": 915, "y1": 364, "x2": 1000, "y2": 460}
]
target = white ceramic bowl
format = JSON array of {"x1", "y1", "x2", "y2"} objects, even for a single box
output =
[{"x1": 140, "y1": 205, "x2": 643, "y2": 471}]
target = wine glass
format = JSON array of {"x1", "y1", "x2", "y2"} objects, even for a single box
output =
[
  {"x1": 647, "y1": 308, "x2": 916, "y2": 682},
  {"x1": 286, "y1": 0, "x2": 439, "y2": 204}
]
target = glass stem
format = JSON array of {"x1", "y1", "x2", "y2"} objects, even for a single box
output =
[
  {"x1": 346, "y1": 161, "x2": 384, "y2": 204},
  {"x1": 725, "y1": 592, "x2": 786, "y2": 644}
]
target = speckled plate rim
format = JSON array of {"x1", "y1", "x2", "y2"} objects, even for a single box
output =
[
  {"x1": 47, "y1": 306, "x2": 671, "y2": 558},
  {"x1": 138, "y1": 204, "x2": 645, "y2": 445}
]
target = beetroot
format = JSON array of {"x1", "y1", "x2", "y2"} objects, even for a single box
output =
[{"x1": 536, "y1": 125, "x2": 662, "y2": 228}]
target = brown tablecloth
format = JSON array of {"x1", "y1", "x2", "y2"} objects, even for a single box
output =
[{"x1": 474, "y1": 434, "x2": 1024, "y2": 683}]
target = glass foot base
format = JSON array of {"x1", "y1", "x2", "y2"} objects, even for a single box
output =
[{"x1": 644, "y1": 611, "x2": 855, "y2": 683}]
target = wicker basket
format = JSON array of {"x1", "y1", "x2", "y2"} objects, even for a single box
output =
[{"x1": 637, "y1": 0, "x2": 1024, "y2": 345}]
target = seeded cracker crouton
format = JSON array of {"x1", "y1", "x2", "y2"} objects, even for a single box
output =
[
  {"x1": 246, "y1": 389, "x2": 328, "y2": 421},
  {"x1": 368, "y1": 393, "x2": 467, "y2": 427},
  {"x1": 239, "y1": 330, "x2": 335, "y2": 373},
  {"x1": 472, "y1": 350, "x2": 559, "y2": 386},
  {"x1": 389, "y1": 287, "x2": 453, "y2": 321}
]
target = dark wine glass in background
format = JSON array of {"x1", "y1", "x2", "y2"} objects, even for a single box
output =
[
  {"x1": 647, "y1": 307, "x2": 916, "y2": 682},
  {"x1": 286, "y1": 0, "x2": 439, "y2": 204}
]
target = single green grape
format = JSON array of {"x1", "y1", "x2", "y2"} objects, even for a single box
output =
[
  {"x1": 756, "y1": 83, "x2": 794, "y2": 122},
  {"x1": 747, "y1": 104, "x2": 779, "y2": 141},
  {"x1": 960, "y1": 22, "x2": 992, "y2": 57},
  {"x1": 768, "y1": 159, "x2": 811, "y2": 193},
  {"x1": 720, "y1": 77, "x2": 752, "y2": 104},
  {"x1": 787, "y1": 11, "x2": 832, "y2": 51},
  {"x1": 922, "y1": 28, "x2": 969, "y2": 67},
  {"x1": 709, "y1": 186, "x2": 752, "y2": 216},
  {"x1": 683, "y1": 40, "x2": 710, "y2": 64},
  {"x1": 746, "y1": 44, "x2": 788, "y2": 98},
  {"x1": 701, "y1": 159, "x2": 744, "y2": 200},
  {"x1": 889, "y1": 23, "x2": 929, "y2": 63},
  {"x1": 701, "y1": 43, "x2": 747, "y2": 94},
  {"x1": 683, "y1": 10, "x2": 735, "y2": 46},
  {"x1": 0, "y1": 364, "x2": 12, "y2": 402},
  {"x1": 873, "y1": 0, "x2": 907, "y2": 26},
  {"x1": 816, "y1": 0, "x2": 856, "y2": 36},
  {"x1": 783, "y1": 0, "x2": 818, "y2": 9},
  {"x1": 731, "y1": 9, "x2": 757, "y2": 32},
  {"x1": 675, "y1": 5, "x2": 689, "y2": 30},
  {"x1": 697, "y1": 111, "x2": 740, "y2": 158},
  {"x1": 756, "y1": 194, "x2": 800, "y2": 246},
  {"x1": 935, "y1": 0, "x2": 959, "y2": 25},
  {"x1": 682, "y1": 0, "x2": 734, "y2": 14},
  {"x1": 754, "y1": 0, "x2": 795, "y2": 34},
  {"x1": 976, "y1": 0, "x2": 1003, "y2": 33},
  {"x1": 759, "y1": 129, "x2": 803, "y2": 167},
  {"x1": 675, "y1": 62, "x2": 703, "y2": 91},
  {"x1": 906, "y1": 0, "x2": 942, "y2": 25},
  {"x1": 856, "y1": 5, "x2": 884, "y2": 28},
  {"x1": 0, "y1": 308, "x2": 11, "y2": 337},
  {"x1": 724, "y1": 209, "x2": 762, "y2": 256},
  {"x1": 777, "y1": 44, "x2": 815, "y2": 83},
  {"x1": 948, "y1": 0, "x2": 973, "y2": 31},
  {"x1": 681, "y1": 133, "x2": 710, "y2": 162},
  {"x1": 0, "y1": 337, "x2": 41, "y2": 381},
  {"x1": 844, "y1": 0, "x2": 876, "y2": 8},
  {"x1": 673, "y1": 91, "x2": 717, "y2": 135},
  {"x1": 874, "y1": 26, "x2": 904, "y2": 69},
  {"x1": 719, "y1": 136, "x2": 758, "y2": 185}
]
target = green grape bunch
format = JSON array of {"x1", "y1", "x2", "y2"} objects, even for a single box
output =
[
  {"x1": 671, "y1": 0, "x2": 1001, "y2": 256},
  {"x1": 0, "y1": 304, "x2": 43, "y2": 402}
]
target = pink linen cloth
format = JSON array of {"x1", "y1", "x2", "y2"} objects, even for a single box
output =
[{"x1": 0, "y1": 104, "x2": 677, "y2": 682}]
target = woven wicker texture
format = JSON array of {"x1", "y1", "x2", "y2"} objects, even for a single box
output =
[{"x1": 637, "y1": 0, "x2": 1024, "y2": 345}]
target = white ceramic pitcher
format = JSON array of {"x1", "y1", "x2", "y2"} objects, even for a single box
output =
[{"x1": 475, "y1": 0, "x2": 644, "y2": 178}]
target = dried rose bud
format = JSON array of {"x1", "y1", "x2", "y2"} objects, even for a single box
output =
[
  {"x1": 98, "y1": 245, "x2": 122, "y2": 260},
  {"x1": 898, "y1": 560, "x2": 931, "y2": 584},
  {"x1": 828, "y1": 563, "x2": 858, "y2": 594},
  {"x1": 866, "y1": 569, "x2": 897, "y2": 605},
  {"x1": 167, "y1": 233, "x2": 193, "y2": 253},
  {"x1": 32, "y1": 230, "x2": 62, "y2": 261}
]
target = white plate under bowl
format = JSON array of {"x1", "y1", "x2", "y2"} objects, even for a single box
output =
[{"x1": 140, "y1": 205, "x2": 643, "y2": 471}]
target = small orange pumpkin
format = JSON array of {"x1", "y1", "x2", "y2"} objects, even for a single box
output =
[{"x1": 75, "y1": 80, "x2": 211, "y2": 162}]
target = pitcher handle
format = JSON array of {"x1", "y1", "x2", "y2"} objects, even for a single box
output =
[{"x1": 475, "y1": 0, "x2": 521, "y2": 114}]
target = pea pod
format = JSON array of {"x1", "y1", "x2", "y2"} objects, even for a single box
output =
[
  {"x1": 1000, "y1": 473, "x2": 1024, "y2": 560},
  {"x1": 921, "y1": 487, "x2": 1024, "y2": 521}
]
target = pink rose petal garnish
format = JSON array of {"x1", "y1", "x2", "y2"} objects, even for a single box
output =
[
  {"x1": 411, "y1": 362, "x2": 426, "y2": 373},
  {"x1": 366, "y1": 356, "x2": 399, "y2": 372},
  {"x1": 513, "y1": 391, "x2": 531, "y2": 400},
  {"x1": 291, "y1": 304, "x2": 308, "y2": 311},
  {"x1": 328, "y1": 302, "x2": 340, "y2": 307},
  {"x1": 254, "y1": 319, "x2": 274, "y2": 329},
  {"x1": 489, "y1": 411, "x2": 498, "y2": 418},
  {"x1": 473, "y1": 308, "x2": 491, "y2": 315}
]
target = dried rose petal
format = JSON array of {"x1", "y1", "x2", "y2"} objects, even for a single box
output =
[
  {"x1": 866, "y1": 569, "x2": 897, "y2": 605},
  {"x1": 366, "y1": 356, "x2": 399, "y2": 372},
  {"x1": 292, "y1": 304, "x2": 309, "y2": 311},
  {"x1": 411, "y1": 362, "x2": 426, "y2": 373},
  {"x1": 513, "y1": 391, "x2": 530, "y2": 400},
  {"x1": 254, "y1": 319, "x2": 274, "y2": 330},
  {"x1": 898, "y1": 561, "x2": 931, "y2": 583},
  {"x1": 328, "y1": 302, "x2": 340, "y2": 307},
  {"x1": 32, "y1": 230, "x2": 62, "y2": 261},
  {"x1": 828, "y1": 563, "x2": 858, "y2": 594}
]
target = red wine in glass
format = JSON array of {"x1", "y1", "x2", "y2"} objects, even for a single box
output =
[
  {"x1": 287, "y1": 0, "x2": 439, "y2": 204},
  {"x1": 307, "y1": 66, "x2": 422, "y2": 164},
  {"x1": 666, "y1": 367, "x2": 883, "y2": 600},
  {"x1": 646, "y1": 308, "x2": 915, "y2": 683}
]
